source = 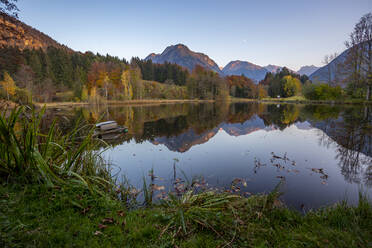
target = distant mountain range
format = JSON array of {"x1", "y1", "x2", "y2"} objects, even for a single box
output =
[
  {"x1": 145, "y1": 44, "x2": 321, "y2": 82},
  {"x1": 1, "y1": 12, "x2": 346, "y2": 85}
]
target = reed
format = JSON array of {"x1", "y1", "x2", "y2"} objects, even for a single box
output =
[{"x1": 0, "y1": 106, "x2": 114, "y2": 194}]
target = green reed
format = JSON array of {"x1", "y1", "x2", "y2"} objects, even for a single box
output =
[{"x1": 0, "y1": 106, "x2": 114, "y2": 194}]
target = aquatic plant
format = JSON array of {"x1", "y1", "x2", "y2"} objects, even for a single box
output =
[{"x1": 0, "y1": 106, "x2": 114, "y2": 194}]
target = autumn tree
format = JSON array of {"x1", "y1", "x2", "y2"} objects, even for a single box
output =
[
  {"x1": 257, "y1": 85, "x2": 268, "y2": 99},
  {"x1": 109, "y1": 66, "x2": 122, "y2": 98},
  {"x1": 121, "y1": 69, "x2": 133, "y2": 100},
  {"x1": 129, "y1": 66, "x2": 143, "y2": 99},
  {"x1": 86, "y1": 62, "x2": 106, "y2": 101},
  {"x1": 282, "y1": 75, "x2": 302, "y2": 97},
  {"x1": 226, "y1": 75, "x2": 259, "y2": 98},
  {"x1": 187, "y1": 65, "x2": 228, "y2": 100},
  {"x1": 96, "y1": 70, "x2": 110, "y2": 100},
  {"x1": 0, "y1": 71, "x2": 16, "y2": 100}
]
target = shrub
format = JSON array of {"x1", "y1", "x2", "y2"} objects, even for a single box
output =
[
  {"x1": 302, "y1": 83, "x2": 317, "y2": 99},
  {"x1": 303, "y1": 83, "x2": 344, "y2": 100},
  {"x1": 0, "y1": 87, "x2": 32, "y2": 104},
  {"x1": 13, "y1": 88, "x2": 32, "y2": 104},
  {"x1": 345, "y1": 83, "x2": 366, "y2": 99}
]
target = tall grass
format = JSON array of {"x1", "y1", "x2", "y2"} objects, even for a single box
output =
[{"x1": 0, "y1": 106, "x2": 114, "y2": 194}]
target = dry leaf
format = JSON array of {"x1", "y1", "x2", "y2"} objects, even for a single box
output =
[
  {"x1": 102, "y1": 218, "x2": 114, "y2": 224},
  {"x1": 117, "y1": 210, "x2": 125, "y2": 217},
  {"x1": 98, "y1": 224, "x2": 108, "y2": 229},
  {"x1": 81, "y1": 206, "x2": 92, "y2": 215}
]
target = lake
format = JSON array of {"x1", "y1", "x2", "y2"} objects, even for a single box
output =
[{"x1": 47, "y1": 102, "x2": 372, "y2": 210}]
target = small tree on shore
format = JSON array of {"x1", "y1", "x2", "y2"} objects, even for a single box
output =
[
  {"x1": 121, "y1": 70, "x2": 133, "y2": 100},
  {"x1": 1, "y1": 71, "x2": 16, "y2": 100}
]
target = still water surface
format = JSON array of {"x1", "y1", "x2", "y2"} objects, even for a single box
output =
[{"x1": 50, "y1": 102, "x2": 372, "y2": 209}]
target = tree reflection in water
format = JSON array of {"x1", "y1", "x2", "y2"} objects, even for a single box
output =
[
  {"x1": 314, "y1": 106, "x2": 372, "y2": 186},
  {"x1": 45, "y1": 102, "x2": 372, "y2": 188}
]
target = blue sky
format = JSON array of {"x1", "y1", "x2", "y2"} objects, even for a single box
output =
[{"x1": 17, "y1": 0, "x2": 371, "y2": 70}]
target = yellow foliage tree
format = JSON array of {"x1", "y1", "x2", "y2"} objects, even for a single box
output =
[
  {"x1": 121, "y1": 70, "x2": 133, "y2": 100},
  {"x1": 1, "y1": 72, "x2": 16, "y2": 100},
  {"x1": 283, "y1": 75, "x2": 302, "y2": 97}
]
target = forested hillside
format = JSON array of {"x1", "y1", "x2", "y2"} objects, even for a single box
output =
[
  {"x1": 0, "y1": 10, "x2": 269, "y2": 103},
  {"x1": 0, "y1": 12, "x2": 69, "y2": 51}
]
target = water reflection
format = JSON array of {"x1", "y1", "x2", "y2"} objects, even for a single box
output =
[
  {"x1": 46, "y1": 102, "x2": 372, "y2": 209},
  {"x1": 310, "y1": 106, "x2": 372, "y2": 186}
]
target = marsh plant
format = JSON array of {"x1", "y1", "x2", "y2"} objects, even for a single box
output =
[{"x1": 0, "y1": 106, "x2": 114, "y2": 195}]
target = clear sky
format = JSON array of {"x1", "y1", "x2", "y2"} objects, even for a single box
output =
[{"x1": 17, "y1": 0, "x2": 371, "y2": 71}]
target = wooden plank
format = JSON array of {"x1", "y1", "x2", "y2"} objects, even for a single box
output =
[{"x1": 99, "y1": 123, "x2": 118, "y2": 131}]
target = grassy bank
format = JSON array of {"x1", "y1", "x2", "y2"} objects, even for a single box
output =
[
  {"x1": 0, "y1": 106, "x2": 371, "y2": 247},
  {"x1": 1, "y1": 183, "x2": 371, "y2": 247}
]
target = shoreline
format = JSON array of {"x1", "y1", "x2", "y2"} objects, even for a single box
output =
[
  {"x1": 231, "y1": 98, "x2": 372, "y2": 105},
  {"x1": 7, "y1": 97, "x2": 372, "y2": 109},
  {"x1": 33, "y1": 99, "x2": 215, "y2": 108}
]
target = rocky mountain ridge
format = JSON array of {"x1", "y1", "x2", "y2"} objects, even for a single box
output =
[{"x1": 145, "y1": 44, "x2": 222, "y2": 74}]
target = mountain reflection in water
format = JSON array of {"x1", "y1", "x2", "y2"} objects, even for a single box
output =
[{"x1": 47, "y1": 102, "x2": 372, "y2": 209}]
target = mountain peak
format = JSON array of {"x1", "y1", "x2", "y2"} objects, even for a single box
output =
[
  {"x1": 145, "y1": 44, "x2": 221, "y2": 73},
  {"x1": 222, "y1": 60, "x2": 268, "y2": 83},
  {"x1": 297, "y1": 65, "x2": 319, "y2": 76},
  {"x1": 175, "y1": 43, "x2": 188, "y2": 49},
  {"x1": 264, "y1": 64, "x2": 283, "y2": 73}
]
